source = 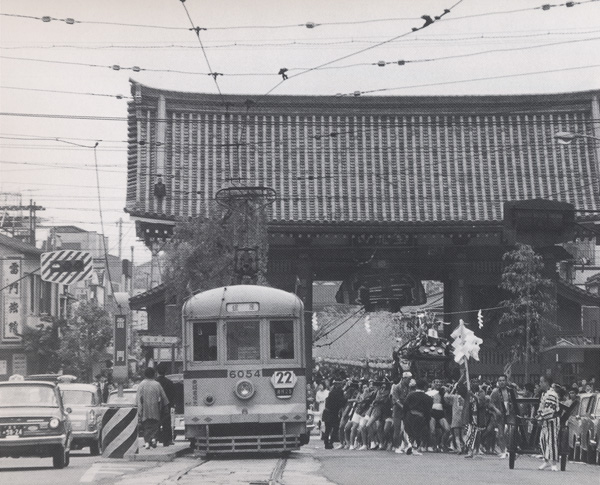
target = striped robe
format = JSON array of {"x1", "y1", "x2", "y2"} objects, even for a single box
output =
[{"x1": 539, "y1": 388, "x2": 560, "y2": 462}]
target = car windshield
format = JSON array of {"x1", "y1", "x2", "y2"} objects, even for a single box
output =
[
  {"x1": 0, "y1": 384, "x2": 58, "y2": 407},
  {"x1": 107, "y1": 392, "x2": 136, "y2": 405},
  {"x1": 62, "y1": 389, "x2": 95, "y2": 405}
]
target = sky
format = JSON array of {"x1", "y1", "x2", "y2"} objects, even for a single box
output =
[{"x1": 1, "y1": 0, "x2": 599, "y2": 264}]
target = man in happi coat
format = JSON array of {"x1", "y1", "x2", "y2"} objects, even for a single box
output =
[
  {"x1": 136, "y1": 367, "x2": 169, "y2": 449},
  {"x1": 537, "y1": 375, "x2": 560, "y2": 471}
]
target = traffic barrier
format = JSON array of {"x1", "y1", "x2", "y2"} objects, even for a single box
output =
[{"x1": 101, "y1": 406, "x2": 139, "y2": 458}]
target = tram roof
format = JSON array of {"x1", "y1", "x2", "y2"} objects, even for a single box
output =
[{"x1": 182, "y1": 285, "x2": 303, "y2": 319}]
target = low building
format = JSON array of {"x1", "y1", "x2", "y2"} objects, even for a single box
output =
[{"x1": 0, "y1": 234, "x2": 65, "y2": 379}]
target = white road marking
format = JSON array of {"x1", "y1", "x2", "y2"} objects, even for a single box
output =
[{"x1": 79, "y1": 462, "x2": 146, "y2": 483}]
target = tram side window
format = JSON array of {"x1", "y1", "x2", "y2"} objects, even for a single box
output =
[
  {"x1": 226, "y1": 321, "x2": 260, "y2": 360},
  {"x1": 270, "y1": 320, "x2": 294, "y2": 359},
  {"x1": 193, "y1": 321, "x2": 217, "y2": 361}
]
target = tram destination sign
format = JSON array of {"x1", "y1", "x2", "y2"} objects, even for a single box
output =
[{"x1": 226, "y1": 302, "x2": 259, "y2": 313}]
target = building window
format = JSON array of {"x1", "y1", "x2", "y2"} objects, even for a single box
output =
[
  {"x1": 40, "y1": 280, "x2": 52, "y2": 315},
  {"x1": 270, "y1": 320, "x2": 295, "y2": 359},
  {"x1": 192, "y1": 321, "x2": 217, "y2": 361},
  {"x1": 226, "y1": 321, "x2": 260, "y2": 360}
]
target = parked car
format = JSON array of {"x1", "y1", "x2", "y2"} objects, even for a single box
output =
[
  {"x1": 0, "y1": 376, "x2": 72, "y2": 468},
  {"x1": 58, "y1": 381, "x2": 106, "y2": 455},
  {"x1": 579, "y1": 392, "x2": 600, "y2": 465},
  {"x1": 592, "y1": 398, "x2": 600, "y2": 465},
  {"x1": 567, "y1": 392, "x2": 596, "y2": 462}
]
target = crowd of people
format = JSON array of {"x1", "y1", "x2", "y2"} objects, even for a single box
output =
[{"x1": 308, "y1": 371, "x2": 596, "y2": 472}]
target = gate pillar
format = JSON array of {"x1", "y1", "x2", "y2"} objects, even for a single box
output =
[{"x1": 295, "y1": 253, "x2": 313, "y2": 383}]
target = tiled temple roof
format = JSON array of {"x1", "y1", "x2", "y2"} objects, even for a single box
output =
[{"x1": 125, "y1": 83, "x2": 600, "y2": 225}]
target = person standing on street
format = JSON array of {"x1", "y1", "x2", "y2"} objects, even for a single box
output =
[
  {"x1": 322, "y1": 380, "x2": 347, "y2": 449},
  {"x1": 156, "y1": 363, "x2": 176, "y2": 446},
  {"x1": 537, "y1": 375, "x2": 560, "y2": 472},
  {"x1": 391, "y1": 371, "x2": 412, "y2": 453},
  {"x1": 403, "y1": 378, "x2": 433, "y2": 456},
  {"x1": 136, "y1": 367, "x2": 169, "y2": 449},
  {"x1": 490, "y1": 375, "x2": 515, "y2": 458},
  {"x1": 95, "y1": 374, "x2": 109, "y2": 403}
]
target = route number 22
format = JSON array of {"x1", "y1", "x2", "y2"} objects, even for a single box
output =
[{"x1": 274, "y1": 371, "x2": 293, "y2": 384}]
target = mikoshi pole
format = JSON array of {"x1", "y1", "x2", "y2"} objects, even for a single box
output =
[{"x1": 464, "y1": 353, "x2": 471, "y2": 394}]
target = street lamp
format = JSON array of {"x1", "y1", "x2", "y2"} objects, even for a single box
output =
[{"x1": 554, "y1": 131, "x2": 600, "y2": 145}]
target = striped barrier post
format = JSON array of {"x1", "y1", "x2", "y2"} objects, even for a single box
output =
[{"x1": 101, "y1": 406, "x2": 139, "y2": 458}]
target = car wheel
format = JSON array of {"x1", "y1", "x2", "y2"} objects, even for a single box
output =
[
  {"x1": 53, "y1": 446, "x2": 68, "y2": 469},
  {"x1": 568, "y1": 435, "x2": 574, "y2": 460},
  {"x1": 90, "y1": 440, "x2": 101, "y2": 456},
  {"x1": 586, "y1": 431, "x2": 596, "y2": 465}
]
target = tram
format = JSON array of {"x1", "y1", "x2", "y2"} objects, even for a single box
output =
[{"x1": 181, "y1": 285, "x2": 309, "y2": 453}]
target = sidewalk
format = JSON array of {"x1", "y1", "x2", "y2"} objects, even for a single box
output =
[{"x1": 125, "y1": 438, "x2": 192, "y2": 462}]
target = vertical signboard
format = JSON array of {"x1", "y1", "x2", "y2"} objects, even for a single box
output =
[
  {"x1": 2, "y1": 258, "x2": 23, "y2": 343},
  {"x1": 113, "y1": 315, "x2": 128, "y2": 382},
  {"x1": 12, "y1": 354, "x2": 27, "y2": 376}
]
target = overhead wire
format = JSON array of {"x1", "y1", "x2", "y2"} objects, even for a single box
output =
[
  {"x1": 2, "y1": 111, "x2": 600, "y2": 126},
  {"x1": 0, "y1": 160, "x2": 124, "y2": 172},
  {"x1": 178, "y1": 0, "x2": 225, "y2": 101},
  {"x1": 342, "y1": 63, "x2": 600, "y2": 96},
  {"x1": 3, "y1": 35, "x2": 600, "y2": 79},
  {"x1": 315, "y1": 311, "x2": 366, "y2": 348},
  {"x1": 0, "y1": 85, "x2": 131, "y2": 99},
  {"x1": 1, "y1": 1, "x2": 597, "y2": 32},
  {"x1": 7, "y1": 28, "x2": 600, "y2": 51}
]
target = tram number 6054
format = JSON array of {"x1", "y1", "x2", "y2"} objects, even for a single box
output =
[{"x1": 229, "y1": 370, "x2": 261, "y2": 378}]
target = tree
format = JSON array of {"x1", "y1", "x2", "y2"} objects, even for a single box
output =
[
  {"x1": 163, "y1": 202, "x2": 269, "y2": 306},
  {"x1": 498, "y1": 243, "x2": 555, "y2": 381},
  {"x1": 164, "y1": 214, "x2": 236, "y2": 306},
  {"x1": 20, "y1": 319, "x2": 64, "y2": 374},
  {"x1": 57, "y1": 301, "x2": 112, "y2": 382}
]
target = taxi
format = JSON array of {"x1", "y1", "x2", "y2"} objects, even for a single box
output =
[
  {"x1": 0, "y1": 375, "x2": 72, "y2": 468},
  {"x1": 57, "y1": 377, "x2": 105, "y2": 455}
]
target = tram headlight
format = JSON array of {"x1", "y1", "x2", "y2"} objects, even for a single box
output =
[
  {"x1": 204, "y1": 394, "x2": 215, "y2": 406},
  {"x1": 234, "y1": 380, "x2": 255, "y2": 400}
]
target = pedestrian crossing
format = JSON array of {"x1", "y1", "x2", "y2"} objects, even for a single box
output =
[{"x1": 79, "y1": 461, "x2": 149, "y2": 483}]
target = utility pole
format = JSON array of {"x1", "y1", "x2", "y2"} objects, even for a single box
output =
[
  {"x1": 0, "y1": 199, "x2": 44, "y2": 244},
  {"x1": 116, "y1": 218, "x2": 123, "y2": 260},
  {"x1": 130, "y1": 246, "x2": 135, "y2": 296},
  {"x1": 524, "y1": 258, "x2": 531, "y2": 384}
]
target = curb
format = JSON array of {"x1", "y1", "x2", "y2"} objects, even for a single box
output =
[{"x1": 126, "y1": 444, "x2": 192, "y2": 462}]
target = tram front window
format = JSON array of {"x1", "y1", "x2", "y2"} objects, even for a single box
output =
[
  {"x1": 270, "y1": 320, "x2": 294, "y2": 359},
  {"x1": 193, "y1": 321, "x2": 217, "y2": 361},
  {"x1": 226, "y1": 321, "x2": 260, "y2": 360}
]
